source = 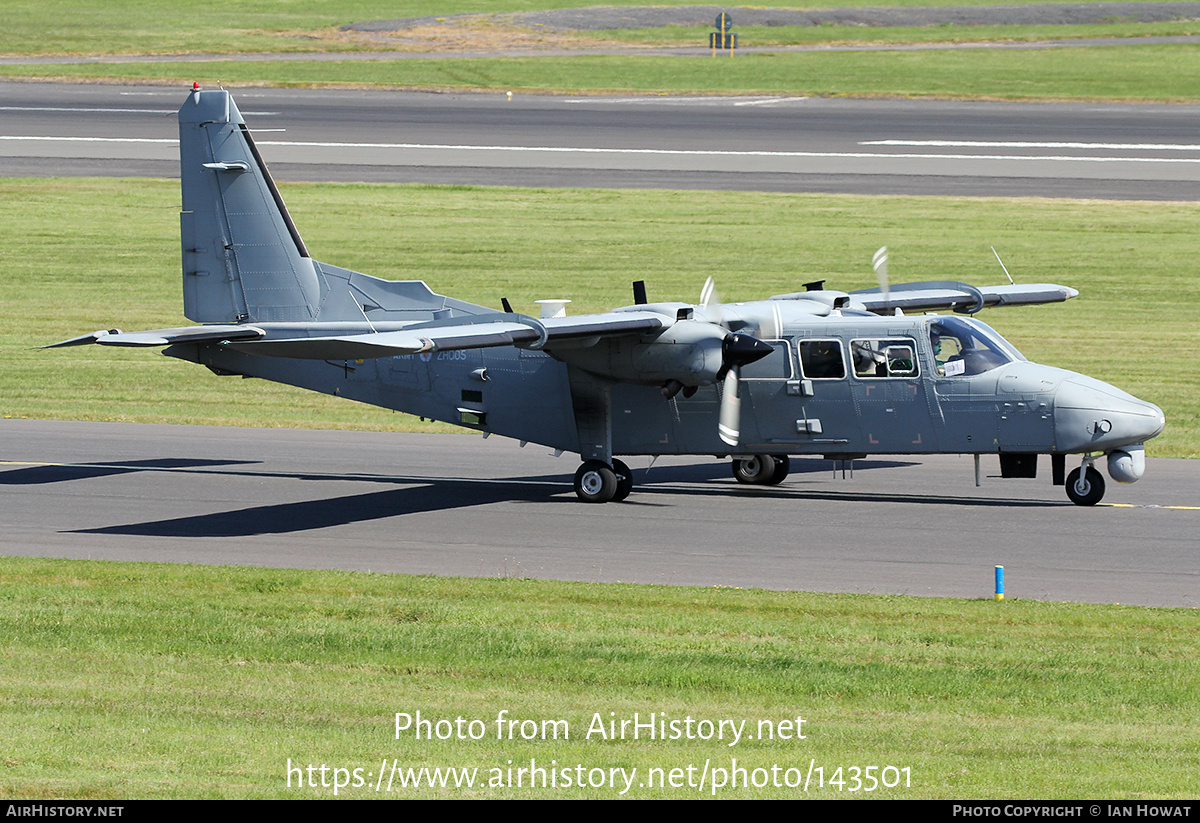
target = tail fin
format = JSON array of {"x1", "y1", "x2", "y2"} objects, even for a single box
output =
[{"x1": 178, "y1": 87, "x2": 322, "y2": 323}]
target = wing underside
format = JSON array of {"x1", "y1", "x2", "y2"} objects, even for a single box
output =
[{"x1": 849, "y1": 281, "x2": 1078, "y2": 314}]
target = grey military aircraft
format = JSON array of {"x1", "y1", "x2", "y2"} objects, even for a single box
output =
[{"x1": 50, "y1": 87, "x2": 1165, "y2": 505}]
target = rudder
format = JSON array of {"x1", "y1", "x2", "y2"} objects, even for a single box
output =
[{"x1": 178, "y1": 88, "x2": 322, "y2": 323}]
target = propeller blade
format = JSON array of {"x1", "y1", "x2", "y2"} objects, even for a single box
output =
[
  {"x1": 698, "y1": 276, "x2": 730, "y2": 326},
  {"x1": 719, "y1": 365, "x2": 742, "y2": 446},
  {"x1": 873, "y1": 245, "x2": 889, "y2": 310},
  {"x1": 717, "y1": 333, "x2": 773, "y2": 446}
]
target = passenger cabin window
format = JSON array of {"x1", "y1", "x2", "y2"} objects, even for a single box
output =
[
  {"x1": 851, "y1": 339, "x2": 919, "y2": 378},
  {"x1": 798, "y1": 339, "x2": 845, "y2": 379}
]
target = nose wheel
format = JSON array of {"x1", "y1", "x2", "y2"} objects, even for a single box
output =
[
  {"x1": 1066, "y1": 465, "x2": 1105, "y2": 506},
  {"x1": 574, "y1": 459, "x2": 634, "y2": 503}
]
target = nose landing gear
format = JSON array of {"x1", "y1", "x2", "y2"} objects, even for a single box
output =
[{"x1": 1066, "y1": 457, "x2": 1106, "y2": 506}]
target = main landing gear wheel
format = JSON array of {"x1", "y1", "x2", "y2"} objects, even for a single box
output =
[
  {"x1": 732, "y1": 454, "x2": 789, "y2": 486},
  {"x1": 1066, "y1": 466, "x2": 1106, "y2": 506},
  {"x1": 574, "y1": 460, "x2": 618, "y2": 503},
  {"x1": 611, "y1": 459, "x2": 634, "y2": 502},
  {"x1": 766, "y1": 455, "x2": 790, "y2": 485}
]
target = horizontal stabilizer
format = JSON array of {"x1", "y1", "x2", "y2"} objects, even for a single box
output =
[{"x1": 43, "y1": 325, "x2": 265, "y2": 349}]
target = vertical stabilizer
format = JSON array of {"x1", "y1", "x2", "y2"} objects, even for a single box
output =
[{"x1": 179, "y1": 88, "x2": 322, "y2": 323}]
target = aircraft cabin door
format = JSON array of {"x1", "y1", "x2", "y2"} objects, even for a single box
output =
[
  {"x1": 740, "y1": 340, "x2": 797, "y2": 447},
  {"x1": 785, "y1": 337, "x2": 856, "y2": 453},
  {"x1": 847, "y1": 335, "x2": 942, "y2": 453}
]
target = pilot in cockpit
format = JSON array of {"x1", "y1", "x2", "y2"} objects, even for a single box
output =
[{"x1": 931, "y1": 326, "x2": 966, "y2": 376}]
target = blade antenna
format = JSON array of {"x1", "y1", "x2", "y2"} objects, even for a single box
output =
[{"x1": 991, "y1": 246, "x2": 1015, "y2": 285}]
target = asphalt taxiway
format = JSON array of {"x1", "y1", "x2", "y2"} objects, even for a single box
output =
[
  {"x1": 2, "y1": 419, "x2": 1195, "y2": 607},
  {"x1": 2, "y1": 82, "x2": 1198, "y2": 199}
]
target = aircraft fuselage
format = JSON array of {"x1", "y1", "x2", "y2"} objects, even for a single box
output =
[{"x1": 171, "y1": 309, "x2": 1163, "y2": 478}]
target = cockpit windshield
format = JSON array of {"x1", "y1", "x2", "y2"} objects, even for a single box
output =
[{"x1": 928, "y1": 316, "x2": 1024, "y2": 377}]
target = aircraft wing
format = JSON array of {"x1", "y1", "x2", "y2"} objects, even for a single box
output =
[
  {"x1": 44, "y1": 312, "x2": 667, "y2": 359},
  {"x1": 217, "y1": 311, "x2": 669, "y2": 360},
  {"x1": 43, "y1": 325, "x2": 266, "y2": 348},
  {"x1": 851, "y1": 281, "x2": 1078, "y2": 314}
]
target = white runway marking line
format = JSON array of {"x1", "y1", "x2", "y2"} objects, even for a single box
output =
[
  {"x1": 0, "y1": 106, "x2": 277, "y2": 115},
  {"x1": 563, "y1": 96, "x2": 808, "y2": 106},
  {"x1": 4, "y1": 136, "x2": 1199, "y2": 165},
  {"x1": 733, "y1": 97, "x2": 810, "y2": 106},
  {"x1": 863, "y1": 140, "x2": 1200, "y2": 152},
  {"x1": 0, "y1": 137, "x2": 178, "y2": 143}
]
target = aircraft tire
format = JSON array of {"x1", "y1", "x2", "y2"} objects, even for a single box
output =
[
  {"x1": 765, "y1": 455, "x2": 791, "y2": 485},
  {"x1": 732, "y1": 454, "x2": 776, "y2": 485},
  {"x1": 575, "y1": 460, "x2": 618, "y2": 503},
  {"x1": 611, "y1": 459, "x2": 634, "y2": 502},
  {"x1": 1066, "y1": 466, "x2": 1105, "y2": 506}
]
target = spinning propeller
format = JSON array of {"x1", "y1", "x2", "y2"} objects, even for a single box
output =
[
  {"x1": 873, "y1": 245, "x2": 891, "y2": 314},
  {"x1": 696, "y1": 278, "x2": 773, "y2": 446},
  {"x1": 718, "y1": 332, "x2": 772, "y2": 446}
]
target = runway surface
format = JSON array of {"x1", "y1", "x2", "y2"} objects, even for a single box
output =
[
  {"x1": 2, "y1": 82, "x2": 1198, "y2": 198},
  {"x1": 2, "y1": 420, "x2": 1195, "y2": 607}
]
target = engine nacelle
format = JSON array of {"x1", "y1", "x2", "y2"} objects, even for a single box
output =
[{"x1": 555, "y1": 320, "x2": 728, "y2": 387}]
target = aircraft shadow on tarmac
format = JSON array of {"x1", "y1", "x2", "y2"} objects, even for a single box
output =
[
  {"x1": 0, "y1": 458, "x2": 256, "y2": 485},
  {"x1": 72, "y1": 482, "x2": 549, "y2": 538},
  {"x1": 11, "y1": 456, "x2": 1058, "y2": 539}
]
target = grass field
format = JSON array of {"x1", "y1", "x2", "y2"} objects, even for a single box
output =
[
  {"x1": 2, "y1": 557, "x2": 1197, "y2": 799},
  {"x1": 4, "y1": 177, "x2": 1196, "y2": 456},
  {"x1": 2, "y1": 0, "x2": 1192, "y2": 57},
  {"x1": 5, "y1": 43, "x2": 1198, "y2": 101},
  {"x1": 2, "y1": 1, "x2": 1199, "y2": 101},
  {"x1": 606, "y1": 20, "x2": 1200, "y2": 46}
]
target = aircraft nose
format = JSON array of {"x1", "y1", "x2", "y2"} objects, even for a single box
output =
[
  {"x1": 1142, "y1": 401, "x2": 1166, "y2": 439},
  {"x1": 1054, "y1": 376, "x2": 1165, "y2": 452}
]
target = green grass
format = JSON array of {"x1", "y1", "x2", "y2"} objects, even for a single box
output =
[
  {"x1": 0, "y1": 0, "x2": 1187, "y2": 57},
  {"x1": 2, "y1": 178, "x2": 1196, "y2": 456},
  {"x1": 5, "y1": 43, "x2": 1199, "y2": 102},
  {"x1": 605, "y1": 21, "x2": 1200, "y2": 47},
  {"x1": 2, "y1": 1, "x2": 1199, "y2": 101},
  {"x1": 2, "y1": 556, "x2": 1197, "y2": 798}
]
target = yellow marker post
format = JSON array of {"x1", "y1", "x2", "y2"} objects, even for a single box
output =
[{"x1": 710, "y1": 12, "x2": 736, "y2": 56}]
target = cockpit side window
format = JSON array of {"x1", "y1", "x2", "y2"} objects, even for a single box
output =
[
  {"x1": 929, "y1": 316, "x2": 1017, "y2": 377},
  {"x1": 742, "y1": 341, "x2": 793, "y2": 380},
  {"x1": 851, "y1": 339, "x2": 919, "y2": 378},
  {"x1": 798, "y1": 339, "x2": 845, "y2": 379}
]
